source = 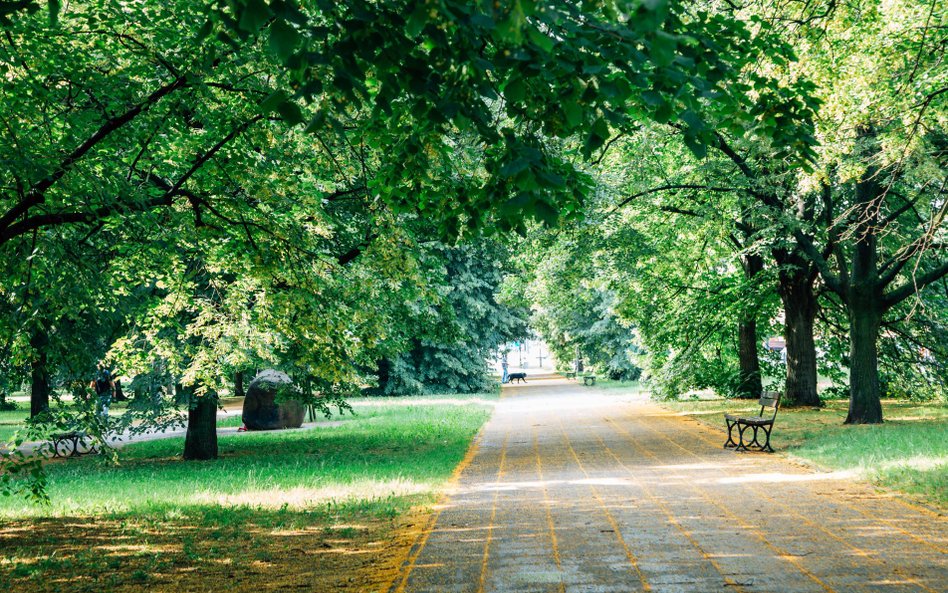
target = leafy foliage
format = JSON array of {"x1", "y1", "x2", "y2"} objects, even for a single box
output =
[{"x1": 376, "y1": 240, "x2": 529, "y2": 395}]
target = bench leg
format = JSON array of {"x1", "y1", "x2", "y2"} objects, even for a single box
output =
[
  {"x1": 759, "y1": 425, "x2": 774, "y2": 453},
  {"x1": 734, "y1": 422, "x2": 750, "y2": 451},
  {"x1": 75, "y1": 436, "x2": 96, "y2": 456},
  {"x1": 724, "y1": 419, "x2": 739, "y2": 448},
  {"x1": 735, "y1": 423, "x2": 775, "y2": 453}
]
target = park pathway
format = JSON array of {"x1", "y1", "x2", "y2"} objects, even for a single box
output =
[{"x1": 388, "y1": 376, "x2": 947, "y2": 593}]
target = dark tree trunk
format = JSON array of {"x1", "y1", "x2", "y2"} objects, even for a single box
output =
[
  {"x1": 775, "y1": 254, "x2": 821, "y2": 407},
  {"x1": 736, "y1": 254, "x2": 764, "y2": 398},
  {"x1": 29, "y1": 328, "x2": 50, "y2": 417},
  {"x1": 183, "y1": 386, "x2": 218, "y2": 460},
  {"x1": 736, "y1": 319, "x2": 761, "y2": 398},
  {"x1": 845, "y1": 299, "x2": 883, "y2": 424},
  {"x1": 845, "y1": 136, "x2": 884, "y2": 425},
  {"x1": 234, "y1": 371, "x2": 245, "y2": 399},
  {"x1": 780, "y1": 275, "x2": 820, "y2": 406},
  {"x1": 375, "y1": 358, "x2": 391, "y2": 394}
]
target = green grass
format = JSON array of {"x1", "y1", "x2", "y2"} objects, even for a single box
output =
[
  {"x1": 0, "y1": 393, "x2": 496, "y2": 518},
  {"x1": 0, "y1": 392, "x2": 497, "y2": 592},
  {"x1": 0, "y1": 408, "x2": 29, "y2": 442},
  {"x1": 659, "y1": 397, "x2": 948, "y2": 507}
]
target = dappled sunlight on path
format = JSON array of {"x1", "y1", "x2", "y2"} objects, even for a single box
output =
[{"x1": 387, "y1": 377, "x2": 948, "y2": 593}]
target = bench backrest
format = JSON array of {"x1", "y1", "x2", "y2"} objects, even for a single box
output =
[{"x1": 759, "y1": 391, "x2": 781, "y2": 419}]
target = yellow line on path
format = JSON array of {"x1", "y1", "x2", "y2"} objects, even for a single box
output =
[
  {"x1": 590, "y1": 431, "x2": 747, "y2": 592},
  {"x1": 674, "y1": 412, "x2": 948, "y2": 556},
  {"x1": 604, "y1": 416, "x2": 840, "y2": 593},
  {"x1": 477, "y1": 434, "x2": 510, "y2": 593},
  {"x1": 388, "y1": 425, "x2": 486, "y2": 593},
  {"x1": 533, "y1": 426, "x2": 566, "y2": 593},
  {"x1": 559, "y1": 418, "x2": 652, "y2": 593},
  {"x1": 643, "y1": 412, "x2": 942, "y2": 593}
]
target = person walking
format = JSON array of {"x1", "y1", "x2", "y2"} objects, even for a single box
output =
[
  {"x1": 92, "y1": 363, "x2": 114, "y2": 424},
  {"x1": 501, "y1": 358, "x2": 509, "y2": 384}
]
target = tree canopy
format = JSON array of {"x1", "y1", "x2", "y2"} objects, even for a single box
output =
[{"x1": 1, "y1": 0, "x2": 947, "y2": 501}]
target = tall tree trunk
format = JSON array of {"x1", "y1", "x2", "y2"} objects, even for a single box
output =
[
  {"x1": 772, "y1": 243, "x2": 821, "y2": 406},
  {"x1": 776, "y1": 261, "x2": 821, "y2": 407},
  {"x1": 845, "y1": 299, "x2": 883, "y2": 424},
  {"x1": 845, "y1": 131, "x2": 884, "y2": 424},
  {"x1": 736, "y1": 254, "x2": 764, "y2": 398},
  {"x1": 183, "y1": 386, "x2": 218, "y2": 460},
  {"x1": 234, "y1": 371, "x2": 245, "y2": 399},
  {"x1": 736, "y1": 319, "x2": 761, "y2": 398},
  {"x1": 29, "y1": 328, "x2": 50, "y2": 417}
]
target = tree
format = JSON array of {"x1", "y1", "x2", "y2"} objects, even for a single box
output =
[
  {"x1": 373, "y1": 240, "x2": 529, "y2": 395},
  {"x1": 740, "y1": 0, "x2": 948, "y2": 422},
  {"x1": 510, "y1": 226, "x2": 645, "y2": 381}
]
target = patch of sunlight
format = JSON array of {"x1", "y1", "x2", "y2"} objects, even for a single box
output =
[
  {"x1": 653, "y1": 463, "x2": 725, "y2": 471},
  {"x1": 571, "y1": 477, "x2": 632, "y2": 487},
  {"x1": 500, "y1": 398, "x2": 617, "y2": 414},
  {"x1": 197, "y1": 478, "x2": 431, "y2": 509},
  {"x1": 470, "y1": 479, "x2": 548, "y2": 492},
  {"x1": 470, "y1": 476, "x2": 634, "y2": 492},
  {"x1": 349, "y1": 398, "x2": 496, "y2": 408},
  {"x1": 872, "y1": 455, "x2": 947, "y2": 472},
  {"x1": 476, "y1": 484, "x2": 524, "y2": 492},
  {"x1": 707, "y1": 470, "x2": 859, "y2": 485}
]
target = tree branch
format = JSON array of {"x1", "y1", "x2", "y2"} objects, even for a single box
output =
[
  {"x1": 884, "y1": 259, "x2": 948, "y2": 308},
  {"x1": 0, "y1": 75, "x2": 188, "y2": 234},
  {"x1": 609, "y1": 184, "x2": 735, "y2": 213}
]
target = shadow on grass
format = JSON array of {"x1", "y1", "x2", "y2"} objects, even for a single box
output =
[
  {"x1": 0, "y1": 500, "x2": 423, "y2": 593},
  {"x1": 1, "y1": 400, "x2": 496, "y2": 592}
]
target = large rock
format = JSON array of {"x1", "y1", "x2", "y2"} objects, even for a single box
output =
[{"x1": 241, "y1": 370, "x2": 306, "y2": 430}]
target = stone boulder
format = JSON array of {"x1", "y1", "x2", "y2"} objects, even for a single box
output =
[{"x1": 241, "y1": 369, "x2": 306, "y2": 430}]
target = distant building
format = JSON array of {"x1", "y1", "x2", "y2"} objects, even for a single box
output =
[{"x1": 764, "y1": 337, "x2": 786, "y2": 363}]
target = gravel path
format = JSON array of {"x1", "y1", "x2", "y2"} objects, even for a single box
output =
[{"x1": 388, "y1": 377, "x2": 947, "y2": 593}]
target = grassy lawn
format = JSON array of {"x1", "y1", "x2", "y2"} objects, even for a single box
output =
[
  {"x1": 657, "y1": 396, "x2": 948, "y2": 508},
  {"x1": 0, "y1": 408, "x2": 29, "y2": 443},
  {"x1": 0, "y1": 393, "x2": 496, "y2": 592}
]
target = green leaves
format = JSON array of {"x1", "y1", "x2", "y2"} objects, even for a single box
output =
[
  {"x1": 503, "y1": 76, "x2": 526, "y2": 103},
  {"x1": 259, "y1": 90, "x2": 304, "y2": 124},
  {"x1": 648, "y1": 31, "x2": 678, "y2": 67},
  {"x1": 405, "y1": 3, "x2": 428, "y2": 38},
  {"x1": 268, "y1": 19, "x2": 300, "y2": 63},
  {"x1": 238, "y1": 0, "x2": 271, "y2": 32}
]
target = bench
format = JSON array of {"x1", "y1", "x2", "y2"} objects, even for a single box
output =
[
  {"x1": 582, "y1": 375, "x2": 597, "y2": 386},
  {"x1": 50, "y1": 430, "x2": 98, "y2": 458},
  {"x1": 564, "y1": 371, "x2": 577, "y2": 380},
  {"x1": 724, "y1": 392, "x2": 780, "y2": 452}
]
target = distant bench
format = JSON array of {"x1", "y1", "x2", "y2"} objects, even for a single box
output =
[
  {"x1": 50, "y1": 430, "x2": 98, "y2": 458},
  {"x1": 564, "y1": 371, "x2": 577, "y2": 380},
  {"x1": 724, "y1": 392, "x2": 781, "y2": 453},
  {"x1": 582, "y1": 375, "x2": 597, "y2": 386}
]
